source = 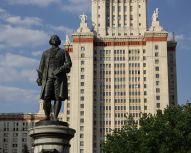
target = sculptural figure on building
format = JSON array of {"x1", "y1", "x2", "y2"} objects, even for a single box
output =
[{"x1": 150, "y1": 8, "x2": 164, "y2": 32}]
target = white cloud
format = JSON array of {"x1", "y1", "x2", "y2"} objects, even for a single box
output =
[
  {"x1": 0, "y1": 8, "x2": 42, "y2": 27},
  {"x1": 0, "y1": 53, "x2": 39, "y2": 83},
  {"x1": 5, "y1": 16, "x2": 42, "y2": 27},
  {"x1": 0, "y1": 86, "x2": 38, "y2": 104},
  {"x1": 61, "y1": 0, "x2": 90, "y2": 14},
  {"x1": 50, "y1": 25, "x2": 73, "y2": 34},
  {"x1": 32, "y1": 51, "x2": 43, "y2": 57},
  {"x1": 176, "y1": 34, "x2": 184, "y2": 41},
  {"x1": 0, "y1": 25, "x2": 49, "y2": 48},
  {"x1": 173, "y1": 33, "x2": 191, "y2": 50},
  {"x1": 6, "y1": 0, "x2": 61, "y2": 7},
  {"x1": 0, "y1": 53, "x2": 38, "y2": 68}
]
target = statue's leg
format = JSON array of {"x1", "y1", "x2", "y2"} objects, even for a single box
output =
[
  {"x1": 53, "y1": 99, "x2": 62, "y2": 120},
  {"x1": 44, "y1": 99, "x2": 51, "y2": 120},
  {"x1": 44, "y1": 78, "x2": 54, "y2": 120},
  {"x1": 53, "y1": 79, "x2": 62, "y2": 120}
]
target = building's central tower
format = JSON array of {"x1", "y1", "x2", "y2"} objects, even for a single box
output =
[{"x1": 92, "y1": 0, "x2": 148, "y2": 37}]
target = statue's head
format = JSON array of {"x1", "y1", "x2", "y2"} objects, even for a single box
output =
[{"x1": 49, "y1": 35, "x2": 61, "y2": 46}]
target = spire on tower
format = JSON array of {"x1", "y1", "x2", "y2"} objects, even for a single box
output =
[{"x1": 65, "y1": 35, "x2": 71, "y2": 46}]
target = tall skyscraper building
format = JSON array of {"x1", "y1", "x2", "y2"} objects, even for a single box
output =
[{"x1": 64, "y1": 0, "x2": 177, "y2": 153}]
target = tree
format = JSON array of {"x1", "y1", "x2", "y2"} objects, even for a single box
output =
[
  {"x1": 22, "y1": 144, "x2": 29, "y2": 153},
  {"x1": 102, "y1": 105, "x2": 191, "y2": 153}
]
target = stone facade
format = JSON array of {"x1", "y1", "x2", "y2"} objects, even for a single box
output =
[{"x1": 64, "y1": 0, "x2": 177, "y2": 153}]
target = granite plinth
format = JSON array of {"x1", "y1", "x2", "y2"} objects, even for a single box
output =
[{"x1": 29, "y1": 120, "x2": 75, "y2": 153}]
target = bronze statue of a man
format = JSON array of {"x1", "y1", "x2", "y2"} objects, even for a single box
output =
[{"x1": 37, "y1": 35, "x2": 72, "y2": 120}]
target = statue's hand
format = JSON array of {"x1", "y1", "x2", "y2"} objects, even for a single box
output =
[
  {"x1": 53, "y1": 68, "x2": 62, "y2": 77},
  {"x1": 37, "y1": 78, "x2": 42, "y2": 86}
]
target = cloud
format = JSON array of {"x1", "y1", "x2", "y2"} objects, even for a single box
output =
[
  {"x1": 0, "y1": 53, "x2": 39, "y2": 83},
  {"x1": 6, "y1": 0, "x2": 61, "y2": 7},
  {"x1": 32, "y1": 51, "x2": 43, "y2": 57},
  {"x1": 0, "y1": 25, "x2": 49, "y2": 48},
  {"x1": 0, "y1": 86, "x2": 38, "y2": 104},
  {"x1": 0, "y1": 53, "x2": 38, "y2": 68},
  {"x1": 176, "y1": 34, "x2": 184, "y2": 41},
  {"x1": 0, "y1": 8, "x2": 42, "y2": 27},
  {"x1": 61, "y1": 0, "x2": 90, "y2": 14},
  {"x1": 174, "y1": 33, "x2": 191, "y2": 50},
  {"x1": 5, "y1": 16, "x2": 42, "y2": 27},
  {"x1": 50, "y1": 25, "x2": 73, "y2": 34}
]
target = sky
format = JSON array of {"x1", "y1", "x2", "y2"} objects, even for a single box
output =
[{"x1": 0, "y1": 0, "x2": 190, "y2": 113}]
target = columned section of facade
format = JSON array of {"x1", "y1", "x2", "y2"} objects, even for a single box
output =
[{"x1": 66, "y1": 33, "x2": 94, "y2": 153}]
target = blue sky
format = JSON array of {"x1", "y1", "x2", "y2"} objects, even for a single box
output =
[{"x1": 0, "y1": 0, "x2": 190, "y2": 113}]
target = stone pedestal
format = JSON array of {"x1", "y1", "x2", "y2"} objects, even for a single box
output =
[{"x1": 29, "y1": 120, "x2": 75, "y2": 153}]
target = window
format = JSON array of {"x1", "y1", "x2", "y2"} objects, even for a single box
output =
[
  {"x1": 80, "y1": 111, "x2": 84, "y2": 116},
  {"x1": 67, "y1": 110, "x2": 70, "y2": 114},
  {"x1": 144, "y1": 98, "x2": 147, "y2": 103},
  {"x1": 130, "y1": 15, "x2": 133, "y2": 20},
  {"x1": 81, "y1": 75, "x2": 85, "y2": 79},
  {"x1": 157, "y1": 103, "x2": 160, "y2": 108},
  {"x1": 156, "y1": 88, "x2": 160, "y2": 93},
  {"x1": 80, "y1": 126, "x2": 84, "y2": 131},
  {"x1": 80, "y1": 149, "x2": 84, "y2": 153},
  {"x1": 80, "y1": 134, "x2": 84, "y2": 138},
  {"x1": 81, "y1": 46, "x2": 85, "y2": 51},
  {"x1": 124, "y1": 6, "x2": 127, "y2": 12},
  {"x1": 80, "y1": 96, "x2": 84, "y2": 101},
  {"x1": 156, "y1": 96, "x2": 160, "y2": 100},
  {"x1": 144, "y1": 77, "x2": 147, "y2": 81},
  {"x1": 81, "y1": 68, "x2": 84, "y2": 72},
  {"x1": 80, "y1": 104, "x2": 84, "y2": 108},
  {"x1": 80, "y1": 141, "x2": 84, "y2": 146},
  {"x1": 80, "y1": 89, "x2": 84, "y2": 94},
  {"x1": 155, "y1": 45, "x2": 159, "y2": 50},
  {"x1": 80, "y1": 119, "x2": 84, "y2": 123},
  {"x1": 130, "y1": 6, "x2": 133, "y2": 11},
  {"x1": 155, "y1": 52, "x2": 159, "y2": 57},
  {"x1": 156, "y1": 74, "x2": 160, "y2": 78},
  {"x1": 81, "y1": 53, "x2": 85, "y2": 58},
  {"x1": 155, "y1": 67, "x2": 159, "y2": 71},
  {"x1": 12, "y1": 144, "x2": 18, "y2": 147},
  {"x1": 81, "y1": 60, "x2": 85, "y2": 65},
  {"x1": 118, "y1": 6, "x2": 121, "y2": 12},
  {"x1": 155, "y1": 59, "x2": 159, "y2": 64},
  {"x1": 156, "y1": 81, "x2": 160, "y2": 86}
]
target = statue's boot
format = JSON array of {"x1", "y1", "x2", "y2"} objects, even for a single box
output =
[
  {"x1": 53, "y1": 101, "x2": 62, "y2": 120},
  {"x1": 44, "y1": 100, "x2": 51, "y2": 120}
]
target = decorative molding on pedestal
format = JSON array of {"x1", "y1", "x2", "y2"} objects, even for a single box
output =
[{"x1": 29, "y1": 120, "x2": 75, "y2": 153}]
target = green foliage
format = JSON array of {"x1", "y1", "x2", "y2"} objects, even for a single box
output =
[
  {"x1": 22, "y1": 144, "x2": 29, "y2": 153},
  {"x1": 102, "y1": 105, "x2": 191, "y2": 153}
]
